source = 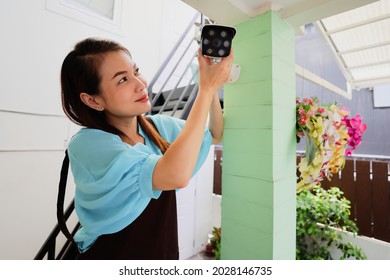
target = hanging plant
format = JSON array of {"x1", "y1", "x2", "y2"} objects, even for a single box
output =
[{"x1": 296, "y1": 97, "x2": 367, "y2": 192}]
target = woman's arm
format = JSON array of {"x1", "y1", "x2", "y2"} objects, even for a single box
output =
[
  {"x1": 209, "y1": 90, "x2": 224, "y2": 144},
  {"x1": 152, "y1": 49, "x2": 233, "y2": 190}
]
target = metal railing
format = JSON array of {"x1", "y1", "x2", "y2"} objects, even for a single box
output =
[
  {"x1": 148, "y1": 12, "x2": 204, "y2": 119},
  {"x1": 34, "y1": 199, "x2": 80, "y2": 260}
]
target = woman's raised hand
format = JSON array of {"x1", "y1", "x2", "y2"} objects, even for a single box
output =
[{"x1": 197, "y1": 48, "x2": 234, "y2": 94}]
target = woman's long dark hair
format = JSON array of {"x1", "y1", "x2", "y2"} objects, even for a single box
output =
[{"x1": 61, "y1": 38, "x2": 169, "y2": 153}]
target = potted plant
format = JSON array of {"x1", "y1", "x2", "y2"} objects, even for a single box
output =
[
  {"x1": 296, "y1": 185, "x2": 366, "y2": 259},
  {"x1": 205, "y1": 227, "x2": 221, "y2": 260}
]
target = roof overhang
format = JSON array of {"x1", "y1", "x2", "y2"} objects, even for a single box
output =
[
  {"x1": 181, "y1": 0, "x2": 378, "y2": 27},
  {"x1": 182, "y1": 0, "x2": 389, "y2": 91},
  {"x1": 317, "y1": 0, "x2": 390, "y2": 89}
]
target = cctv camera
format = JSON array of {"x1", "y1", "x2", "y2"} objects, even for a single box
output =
[
  {"x1": 200, "y1": 24, "x2": 236, "y2": 60},
  {"x1": 200, "y1": 24, "x2": 240, "y2": 83}
]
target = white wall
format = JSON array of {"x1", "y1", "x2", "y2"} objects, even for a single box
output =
[
  {"x1": 177, "y1": 146, "x2": 215, "y2": 260},
  {"x1": 330, "y1": 229, "x2": 390, "y2": 260},
  {"x1": 0, "y1": 0, "x2": 199, "y2": 259}
]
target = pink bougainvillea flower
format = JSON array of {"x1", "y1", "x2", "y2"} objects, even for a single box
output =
[
  {"x1": 345, "y1": 149, "x2": 353, "y2": 156},
  {"x1": 342, "y1": 113, "x2": 367, "y2": 156},
  {"x1": 350, "y1": 114, "x2": 362, "y2": 128}
]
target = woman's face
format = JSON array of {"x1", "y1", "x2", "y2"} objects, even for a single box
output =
[{"x1": 97, "y1": 50, "x2": 151, "y2": 120}]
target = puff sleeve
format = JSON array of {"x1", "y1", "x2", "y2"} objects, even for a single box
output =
[{"x1": 68, "y1": 129, "x2": 162, "y2": 252}]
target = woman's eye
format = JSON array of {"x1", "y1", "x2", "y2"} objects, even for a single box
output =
[
  {"x1": 134, "y1": 67, "x2": 140, "y2": 76},
  {"x1": 118, "y1": 76, "x2": 128, "y2": 84}
]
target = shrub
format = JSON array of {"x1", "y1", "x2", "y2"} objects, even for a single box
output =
[{"x1": 296, "y1": 185, "x2": 366, "y2": 260}]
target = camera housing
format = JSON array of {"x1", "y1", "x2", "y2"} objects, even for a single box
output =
[{"x1": 200, "y1": 24, "x2": 236, "y2": 58}]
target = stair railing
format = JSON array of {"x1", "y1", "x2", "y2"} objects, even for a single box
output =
[
  {"x1": 151, "y1": 37, "x2": 197, "y2": 110},
  {"x1": 158, "y1": 50, "x2": 198, "y2": 115},
  {"x1": 148, "y1": 12, "x2": 206, "y2": 119},
  {"x1": 148, "y1": 12, "x2": 200, "y2": 104},
  {"x1": 34, "y1": 199, "x2": 80, "y2": 260},
  {"x1": 171, "y1": 69, "x2": 199, "y2": 117}
]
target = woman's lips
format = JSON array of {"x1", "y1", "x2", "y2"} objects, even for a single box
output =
[{"x1": 136, "y1": 95, "x2": 149, "y2": 103}]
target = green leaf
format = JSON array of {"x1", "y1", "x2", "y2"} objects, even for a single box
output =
[
  {"x1": 303, "y1": 129, "x2": 317, "y2": 165},
  {"x1": 296, "y1": 186, "x2": 366, "y2": 260}
]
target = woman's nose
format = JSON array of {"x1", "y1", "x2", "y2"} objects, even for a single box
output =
[{"x1": 135, "y1": 76, "x2": 147, "y2": 92}]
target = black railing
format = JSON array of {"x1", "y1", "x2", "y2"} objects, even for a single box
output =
[{"x1": 34, "y1": 199, "x2": 80, "y2": 260}]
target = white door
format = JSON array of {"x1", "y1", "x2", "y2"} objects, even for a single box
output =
[
  {"x1": 176, "y1": 179, "x2": 196, "y2": 259},
  {"x1": 176, "y1": 147, "x2": 215, "y2": 259}
]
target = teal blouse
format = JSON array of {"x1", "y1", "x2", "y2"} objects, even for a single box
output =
[{"x1": 68, "y1": 114, "x2": 212, "y2": 252}]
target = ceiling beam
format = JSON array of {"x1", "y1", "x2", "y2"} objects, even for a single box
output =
[
  {"x1": 296, "y1": 64, "x2": 351, "y2": 99},
  {"x1": 324, "y1": 12, "x2": 390, "y2": 34},
  {"x1": 353, "y1": 76, "x2": 390, "y2": 89},
  {"x1": 281, "y1": 0, "x2": 379, "y2": 27},
  {"x1": 348, "y1": 60, "x2": 390, "y2": 70},
  {"x1": 315, "y1": 21, "x2": 354, "y2": 87},
  {"x1": 338, "y1": 40, "x2": 390, "y2": 55}
]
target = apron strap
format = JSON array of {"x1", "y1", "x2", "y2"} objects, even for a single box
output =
[{"x1": 56, "y1": 150, "x2": 78, "y2": 248}]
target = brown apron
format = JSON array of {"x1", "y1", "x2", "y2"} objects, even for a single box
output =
[{"x1": 77, "y1": 190, "x2": 179, "y2": 260}]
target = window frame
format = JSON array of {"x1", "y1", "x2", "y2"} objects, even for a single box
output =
[{"x1": 46, "y1": 0, "x2": 123, "y2": 34}]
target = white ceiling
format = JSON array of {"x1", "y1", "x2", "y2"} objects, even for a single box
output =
[
  {"x1": 317, "y1": 0, "x2": 390, "y2": 89},
  {"x1": 182, "y1": 0, "x2": 389, "y2": 90}
]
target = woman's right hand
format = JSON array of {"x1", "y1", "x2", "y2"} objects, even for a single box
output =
[{"x1": 197, "y1": 48, "x2": 234, "y2": 94}]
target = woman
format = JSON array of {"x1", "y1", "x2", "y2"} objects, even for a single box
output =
[{"x1": 61, "y1": 38, "x2": 233, "y2": 259}]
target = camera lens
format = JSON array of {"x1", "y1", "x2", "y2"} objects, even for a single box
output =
[
  {"x1": 218, "y1": 49, "x2": 225, "y2": 56},
  {"x1": 208, "y1": 29, "x2": 215, "y2": 36},
  {"x1": 212, "y1": 38, "x2": 222, "y2": 48}
]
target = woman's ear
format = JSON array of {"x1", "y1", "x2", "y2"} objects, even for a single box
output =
[{"x1": 80, "y1": 92, "x2": 105, "y2": 111}]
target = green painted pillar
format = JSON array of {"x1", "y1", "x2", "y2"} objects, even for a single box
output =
[{"x1": 221, "y1": 11, "x2": 296, "y2": 259}]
